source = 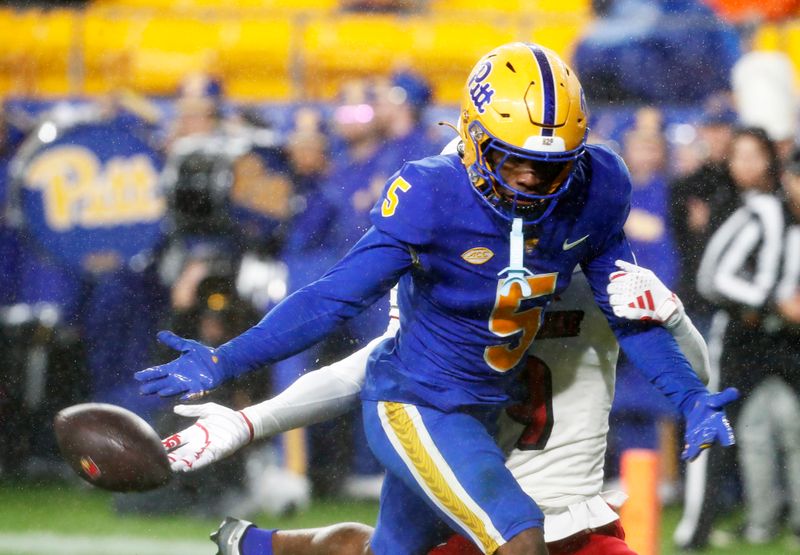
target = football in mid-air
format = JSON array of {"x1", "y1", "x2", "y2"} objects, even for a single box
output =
[{"x1": 54, "y1": 403, "x2": 171, "y2": 492}]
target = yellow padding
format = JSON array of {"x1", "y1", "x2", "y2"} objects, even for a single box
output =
[
  {"x1": 284, "y1": 428, "x2": 307, "y2": 476},
  {"x1": 619, "y1": 449, "x2": 660, "y2": 555}
]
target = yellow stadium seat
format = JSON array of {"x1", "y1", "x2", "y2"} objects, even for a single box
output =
[
  {"x1": 302, "y1": 14, "x2": 520, "y2": 103},
  {"x1": 218, "y1": 17, "x2": 294, "y2": 100},
  {"x1": 0, "y1": 9, "x2": 37, "y2": 95},
  {"x1": 129, "y1": 16, "x2": 221, "y2": 95},
  {"x1": 523, "y1": 0, "x2": 590, "y2": 15},
  {"x1": 527, "y1": 16, "x2": 590, "y2": 64},
  {"x1": 91, "y1": 0, "x2": 336, "y2": 11},
  {"x1": 302, "y1": 14, "x2": 414, "y2": 99},
  {"x1": 81, "y1": 8, "x2": 148, "y2": 94},
  {"x1": 429, "y1": 0, "x2": 590, "y2": 15},
  {"x1": 35, "y1": 10, "x2": 77, "y2": 96},
  {"x1": 428, "y1": 0, "x2": 523, "y2": 13},
  {"x1": 248, "y1": 0, "x2": 337, "y2": 10},
  {"x1": 410, "y1": 18, "x2": 520, "y2": 103},
  {"x1": 0, "y1": 9, "x2": 75, "y2": 97}
]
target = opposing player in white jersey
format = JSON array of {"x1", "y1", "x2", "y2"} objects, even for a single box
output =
[{"x1": 161, "y1": 261, "x2": 717, "y2": 555}]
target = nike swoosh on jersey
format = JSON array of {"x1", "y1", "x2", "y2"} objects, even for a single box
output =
[{"x1": 562, "y1": 234, "x2": 590, "y2": 250}]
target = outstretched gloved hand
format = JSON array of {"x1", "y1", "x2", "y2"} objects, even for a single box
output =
[
  {"x1": 161, "y1": 403, "x2": 255, "y2": 472},
  {"x1": 134, "y1": 331, "x2": 231, "y2": 401},
  {"x1": 682, "y1": 387, "x2": 739, "y2": 461}
]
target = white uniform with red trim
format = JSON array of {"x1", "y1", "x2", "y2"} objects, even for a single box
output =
[
  {"x1": 166, "y1": 268, "x2": 708, "y2": 544},
  {"x1": 246, "y1": 272, "x2": 624, "y2": 543},
  {"x1": 499, "y1": 270, "x2": 624, "y2": 542}
]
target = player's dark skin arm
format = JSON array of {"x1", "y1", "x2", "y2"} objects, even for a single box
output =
[
  {"x1": 272, "y1": 523, "x2": 373, "y2": 555},
  {"x1": 498, "y1": 528, "x2": 548, "y2": 555},
  {"x1": 271, "y1": 523, "x2": 547, "y2": 555}
]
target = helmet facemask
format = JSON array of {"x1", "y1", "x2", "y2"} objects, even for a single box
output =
[{"x1": 467, "y1": 120, "x2": 581, "y2": 224}]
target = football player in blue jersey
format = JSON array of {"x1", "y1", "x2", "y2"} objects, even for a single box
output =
[{"x1": 135, "y1": 42, "x2": 737, "y2": 555}]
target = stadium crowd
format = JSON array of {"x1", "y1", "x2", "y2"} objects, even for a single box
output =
[{"x1": 1, "y1": 0, "x2": 800, "y2": 551}]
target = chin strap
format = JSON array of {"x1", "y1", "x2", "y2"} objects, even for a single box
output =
[{"x1": 498, "y1": 218, "x2": 534, "y2": 297}]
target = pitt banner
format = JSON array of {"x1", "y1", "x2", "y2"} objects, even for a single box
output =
[{"x1": 19, "y1": 121, "x2": 165, "y2": 274}]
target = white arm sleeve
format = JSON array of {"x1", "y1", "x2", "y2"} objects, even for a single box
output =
[
  {"x1": 666, "y1": 308, "x2": 710, "y2": 385},
  {"x1": 241, "y1": 317, "x2": 400, "y2": 439}
]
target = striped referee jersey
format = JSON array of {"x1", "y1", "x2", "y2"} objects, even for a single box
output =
[{"x1": 697, "y1": 191, "x2": 784, "y2": 309}]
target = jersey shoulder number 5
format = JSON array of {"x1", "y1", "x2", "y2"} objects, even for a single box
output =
[{"x1": 381, "y1": 176, "x2": 412, "y2": 217}]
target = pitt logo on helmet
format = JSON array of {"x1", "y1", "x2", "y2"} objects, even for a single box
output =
[
  {"x1": 468, "y1": 60, "x2": 495, "y2": 114},
  {"x1": 459, "y1": 42, "x2": 588, "y2": 224}
]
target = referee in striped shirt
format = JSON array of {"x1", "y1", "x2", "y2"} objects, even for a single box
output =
[{"x1": 676, "y1": 127, "x2": 785, "y2": 548}]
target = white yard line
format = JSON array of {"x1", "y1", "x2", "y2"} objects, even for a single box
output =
[{"x1": 0, "y1": 532, "x2": 214, "y2": 555}]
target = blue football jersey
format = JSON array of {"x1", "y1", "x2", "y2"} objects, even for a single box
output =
[
  {"x1": 361, "y1": 144, "x2": 634, "y2": 410},
  {"x1": 219, "y1": 143, "x2": 705, "y2": 415}
]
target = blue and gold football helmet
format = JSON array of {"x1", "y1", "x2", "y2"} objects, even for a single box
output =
[{"x1": 459, "y1": 42, "x2": 588, "y2": 223}]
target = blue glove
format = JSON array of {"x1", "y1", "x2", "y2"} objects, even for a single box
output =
[
  {"x1": 134, "y1": 331, "x2": 231, "y2": 401},
  {"x1": 682, "y1": 387, "x2": 739, "y2": 461}
]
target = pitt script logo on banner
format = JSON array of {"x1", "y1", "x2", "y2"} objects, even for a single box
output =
[{"x1": 23, "y1": 146, "x2": 164, "y2": 231}]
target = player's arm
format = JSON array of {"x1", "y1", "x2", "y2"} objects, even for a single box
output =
[
  {"x1": 135, "y1": 227, "x2": 412, "y2": 400},
  {"x1": 136, "y1": 158, "x2": 431, "y2": 402},
  {"x1": 607, "y1": 260, "x2": 710, "y2": 385},
  {"x1": 161, "y1": 319, "x2": 399, "y2": 472},
  {"x1": 582, "y1": 232, "x2": 737, "y2": 461}
]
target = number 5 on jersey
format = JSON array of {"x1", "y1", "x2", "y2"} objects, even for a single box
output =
[
  {"x1": 381, "y1": 177, "x2": 412, "y2": 217},
  {"x1": 485, "y1": 273, "x2": 558, "y2": 372}
]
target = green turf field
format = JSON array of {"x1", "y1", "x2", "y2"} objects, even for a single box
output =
[{"x1": 0, "y1": 481, "x2": 794, "y2": 554}]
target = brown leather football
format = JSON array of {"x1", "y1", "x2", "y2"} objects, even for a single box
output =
[{"x1": 54, "y1": 403, "x2": 171, "y2": 492}]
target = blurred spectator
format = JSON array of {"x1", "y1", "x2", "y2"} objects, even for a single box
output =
[
  {"x1": 622, "y1": 108, "x2": 678, "y2": 287},
  {"x1": 285, "y1": 108, "x2": 329, "y2": 197},
  {"x1": 607, "y1": 109, "x2": 681, "y2": 492},
  {"x1": 166, "y1": 73, "x2": 225, "y2": 149},
  {"x1": 277, "y1": 80, "x2": 392, "y2": 499},
  {"x1": 677, "y1": 127, "x2": 782, "y2": 549},
  {"x1": 120, "y1": 74, "x2": 290, "y2": 517},
  {"x1": 670, "y1": 130, "x2": 705, "y2": 180},
  {"x1": 325, "y1": 79, "x2": 389, "y2": 252},
  {"x1": 574, "y1": 0, "x2": 741, "y2": 104},
  {"x1": 158, "y1": 71, "x2": 291, "y2": 321},
  {"x1": 281, "y1": 108, "x2": 335, "y2": 291},
  {"x1": 777, "y1": 150, "x2": 800, "y2": 327},
  {"x1": 669, "y1": 101, "x2": 739, "y2": 327},
  {"x1": 373, "y1": 70, "x2": 441, "y2": 166},
  {"x1": 728, "y1": 150, "x2": 800, "y2": 546}
]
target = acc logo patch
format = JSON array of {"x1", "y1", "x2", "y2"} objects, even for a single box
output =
[
  {"x1": 461, "y1": 247, "x2": 494, "y2": 265},
  {"x1": 80, "y1": 456, "x2": 102, "y2": 480}
]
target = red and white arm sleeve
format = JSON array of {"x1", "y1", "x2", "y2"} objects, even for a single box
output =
[{"x1": 241, "y1": 325, "x2": 398, "y2": 439}]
